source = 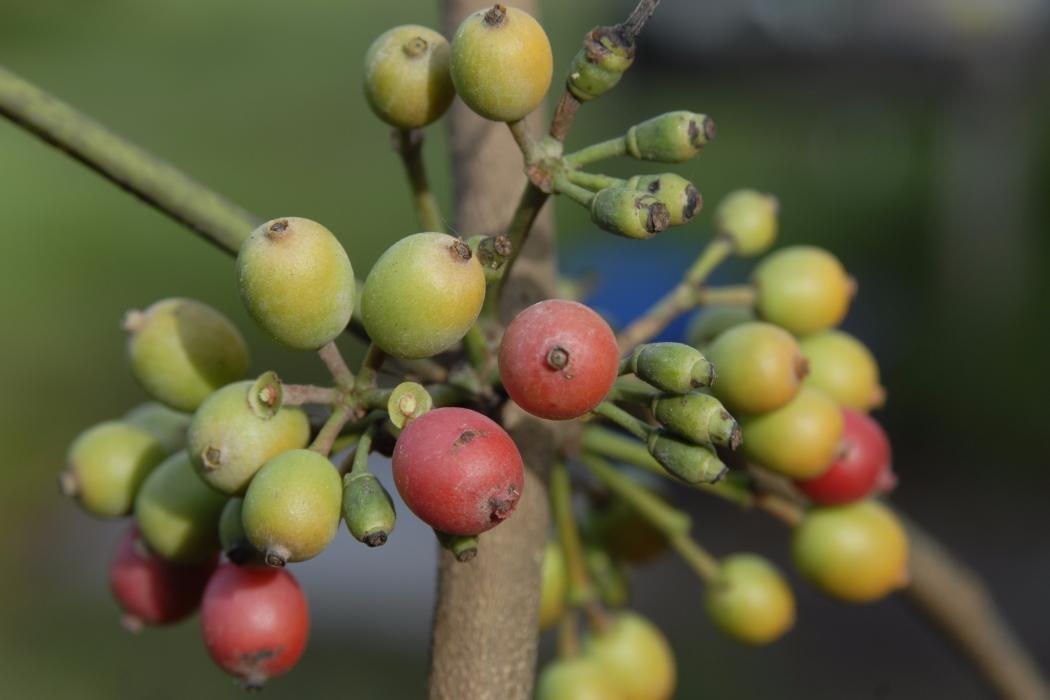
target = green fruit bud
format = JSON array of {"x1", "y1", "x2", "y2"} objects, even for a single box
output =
[
  {"x1": 124, "y1": 298, "x2": 249, "y2": 412},
  {"x1": 753, "y1": 245, "x2": 854, "y2": 335},
  {"x1": 590, "y1": 187, "x2": 670, "y2": 240},
  {"x1": 567, "y1": 26, "x2": 635, "y2": 102},
  {"x1": 800, "y1": 330, "x2": 885, "y2": 411},
  {"x1": 123, "y1": 402, "x2": 192, "y2": 454},
  {"x1": 342, "y1": 472, "x2": 397, "y2": 547},
  {"x1": 218, "y1": 497, "x2": 266, "y2": 566},
  {"x1": 387, "y1": 381, "x2": 434, "y2": 429},
  {"x1": 585, "y1": 547, "x2": 631, "y2": 609},
  {"x1": 584, "y1": 611, "x2": 676, "y2": 700},
  {"x1": 237, "y1": 217, "x2": 355, "y2": 350},
  {"x1": 646, "y1": 431, "x2": 727, "y2": 484},
  {"x1": 134, "y1": 451, "x2": 227, "y2": 564},
  {"x1": 363, "y1": 25, "x2": 455, "y2": 129},
  {"x1": 739, "y1": 387, "x2": 843, "y2": 480},
  {"x1": 651, "y1": 393, "x2": 741, "y2": 449},
  {"x1": 188, "y1": 381, "x2": 311, "y2": 496},
  {"x1": 715, "y1": 189, "x2": 778, "y2": 257},
  {"x1": 242, "y1": 449, "x2": 343, "y2": 566},
  {"x1": 706, "y1": 322, "x2": 806, "y2": 415},
  {"x1": 539, "y1": 541, "x2": 567, "y2": 630},
  {"x1": 630, "y1": 342, "x2": 715, "y2": 394},
  {"x1": 685, "y1": 304, "x2": 755, "y2": 350},
  {"x1": 434, "y1": 530, "x2": 478, "y2": 562},
  {"x1": 706, "y1": 553, "x2": 796, "y2": 645},
  {"x1": 360, "y1": 232, "x2": 486, "y2": 359},
  {"x1": 625, "y1": 111, "x2": 715, "y2": 163},
  {"x1": 536, "y1": 657, "x2": 621, "y2": 700},
  {"x1": 625, "y1": 173, "x2": 701, "y2": 226},
  {"x1": 62, "y1": 421, "x2": 167, "y2": 518}
]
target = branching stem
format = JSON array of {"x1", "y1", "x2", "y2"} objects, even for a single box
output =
[
  {"x1": 318, "y1": 341, "x2": 354, "y2": 391},
  {"x1": 552, "y1": 174, "x2": 597, "y2": 208},
  {"x1": 564, "y1": 169, "x2": 623, "y2": 191},
  {"x1": 281, "y1": 384, "x2": 341, "y2": 406}
]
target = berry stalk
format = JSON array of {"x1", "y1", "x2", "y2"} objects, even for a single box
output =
[{"x1": 394, "y1": 128, "x2": 446, "y2": 233}]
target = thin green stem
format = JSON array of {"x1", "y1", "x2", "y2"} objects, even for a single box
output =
[
  {"x1": 507, "y1": 119, "x2": 537, "y2": 163},
  {"x1": 684, "y1": 236, "x2": 733, "y2": 286},
  {"x1": 462, "y1": 324, "x2": 490, "y2": 375},
  {"x1": 606, "y1": 377, "x2": 659, "y2": 405},
  {"x1": 564, "y1": 136, "x2": 627, "y2": 168},
  {"x1": 395, "y1": 128, "x2": 445, "y2": 233},
  {"x1": 550, "y1": 462, "x2": 597, "y2": 608},
  {"x1": 668, "y1": 533, "x2": 720, "y2": 582},
  {"x1": 358, "y1": 387, "x2": 394, "y2": 411},
  {"x1": 563, "y1": 169, "x2": 623, "y2": 191},
  {"x1": 698, "y1": 284, "x2": 757, "y2": 306},
  {"x1": 318, "y1": 341, "x2": 354, "y2": 391},
  {"x1": 355, "y1": 343, "x2": 386, "y2": 390},
  {"x1": 577, "y1": 454, "x2": 691, "y2": 536},
  {"x1": 494, "y1": 182, "x2": 550, "y2": 302},
  {"x1": 281, "y1": 384, "x2": 341, "y2": 406},
  {"x1": 310, "y1": 403, "x2": 354, "y2": 456},
  {"x1": 350, "y1": 425, "x2": 375, "y2": 475},
  {"x1": 553, "y1": 174, "x2": 599, "y2": 208},
  {"x1": 591, "y1": 402, "x2": 653, "y2": 442}
]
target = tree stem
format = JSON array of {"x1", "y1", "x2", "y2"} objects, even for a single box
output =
[{"x1": 394, "y1": 128, "x2": 446, "y2": 233}]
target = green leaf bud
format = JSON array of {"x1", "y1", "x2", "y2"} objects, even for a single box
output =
[
  {"x1": 629, "y1": 342, "x2": 715, "y2": 394},
  {"x1": 651, "y1": 392, "x2": 741, "y2": 449},
  {"x1": 625, "y1": 173, "x2": 701, "y2": 226},
  {"x1": 567, "y1": 26, "x2": 635, "y2": 102},
  {"x1": 342, "y1": 472, "x2": 397, "y2": 547},
  {"x1": 590, "y1": 187, "x2": 670, "y2": 240},
  {"x1": 625, "y1": 111, "x2": 715, "y2": 163},
  {"x1": 646, "y1": 431, "x2": 727, "y2": 484},
  {"x1": 716, "y1": 189, "x2": 779, "y2": 257}
]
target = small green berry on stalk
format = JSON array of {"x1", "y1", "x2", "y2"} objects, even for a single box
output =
[
  {"x1": 706, "y1": 553, "x2": 796, "y2": 645},
  {"x1": 705, "y1": 322, "x2": 807, "y2": 415},
  {"x1": 237, "y1": 217, "x2": 355, "y2": 351},
  {"x1": 715, "y1": 189, "x2": 778, "y2": 257},
  {"x1": 646, "y1": 431, "x2": 727, "y2": 484},
  {"x1": 434, "y1": 531, "x2": 479, "y2": 562},
  {"x1": 536, "y1": 657, "x2": 621, "y2": 700},
  {"x1": 753, "y1": 245, "x2": 854, "y2": 335},
  {"x1": 218, "y1": 497, "x2": 265, "y2": 566},
  {"x1": 650, "y1": 392, "x2": 741, "y2": 449},
  {"x1": 567, "y1": 25, "x2": 635, "y2": 102},
  {"x1": 625, "y1": 173, "x2": 701, "y2": 226},
  {"x1": 242, "y1": 449, "x2": 343, "y2": 566},
  {"x1": 590, "y1": 187, "x2": 670, "y2": 240},
  {"x1": 629, "y1": 342, "x2": 715, "y2": 394},
  {"x1": 466, "y1": 234, "x2": 513, "y2": 284},
  {"x1": 583, "y1": 611, "x2": 677, "y2": 700},
  {"x1": 686, "y1": 304, "x2": 755, "y2": 349},
  {"x1": 124, "y1": 402, "x2": 192, "y2": 455},
  {"x1": 363, "y1": 25, "x2": 454, "y2": 130},
  {"x1": 342, "y1": 472, "x2": 397, "y2": 547},
  {"x1": 124, "y1": 298, "x2": 249, "y2": 413},
  {"x1": 625, "y1": 110, "x2": 715, "y2": 163},
  {"x1": 134, "y1": 450, "x2": 227, "y2": 564},
  {"x1": 62, "y1": 421, "x2": 166, "y2": 518},
  {"x1": 187, "y1": 380, "x2": 311, "y2": 496}
]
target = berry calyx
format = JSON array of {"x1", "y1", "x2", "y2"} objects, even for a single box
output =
[
  {"x1": 567, "y1": 25, "x2": 635, "y2": 102},
  {"x1": 795, "y1": 408, "x2": 892, "y2": 505},
  {"x1": 200, "y1": 564, "x2": 309, "y2": 688},
  {"x1": 650, "y1": 392, "x2": 741, "y2": 449},
  {"x1": 63, "y1": 421, "x2": 166, "y2": 518},
  {"x1": 392, "y1": 407, "x2": 524, "y2": 535},
  {"x1": 753, "y1": 245, "x2": 854, "y2": 335},
  {"x1": 715, "y1": 189, "x2": 778, "y2": 257},
  {"x1": 584, "y1": 611, "x2": 676, "y2": 700},
  {"x1": 800, "y1": 329, "x2": 885, "y2": 411},
  {"x1": 738, "y1": 387, "x2": 844, "y2": 480},
  {"x1": 364, "y1": 25, "x2": 455, "y2": 129},
  {"x1": 590, "y1": 187, "x2": 671, "y2": 239},
  {"x1": 706, "y1": 322, "x2": 807, "y2": 415},
  {"x1": 705, "y1": 553, "x2": 795, "y2": 645},
  {"x1": 499, "y1": 299, "x2": 620, "y2": 420}
]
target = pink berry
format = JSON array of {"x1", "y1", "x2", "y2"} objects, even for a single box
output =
[{"x1": 795, "y1": 408, "x2": 891, "y2": 505}]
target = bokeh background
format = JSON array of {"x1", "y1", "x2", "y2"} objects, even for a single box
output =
[{"x1": 3, "y1": 0, "x2": 1049, "y2": 697}]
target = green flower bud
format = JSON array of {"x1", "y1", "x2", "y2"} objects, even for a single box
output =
[
  {"x1": 123, "y1": 402, "x2": 192, "y2": 454},
  {"x1": 646, "y1": 431, "x2": 727, "y2": 484},
  {"x1": 590, "y1": 187, "x2": 670, "y2": 240},
  {"x1": 651, "y1": 392, "x2": 741, "y2": 449},
  {"x1": 567, "y1": 26, "x2": 635, "y2": 102},
  {"x1": 124, "y1": 298, "x2": 249, "y2": 412},
  {"x1": 629, "y1": 342, "x2": 715, "y2": 394},
  {"x1": 387, "y1": 381, "x2": 434, "y2": 429},
  {"x1": 342, "y1": 472, "x2": 397, "y2": 547},
  {"x1": 625, "y1": 111, "x2": 715, "y2": 163},
  {"x1": 218, "y1": 497, "x2": 265, "y2": 566},
  {"x1": 685, "y1": 304, "x2": 756, "y2": 350},
  {"x1": 434, "y1": 530, "x2": 478, "y2": 562},
  {"x1": 625, "y1": 173, "x2": 701, "y2": 226},
  {"x1": 134, "y1": 451, "x2": 227, "y2": 564},
  {"x1": 716, "y1": 189, "x2": 778, "y2": 257},
  {"x1": 585, "y1": 547, "x2": 631, "y2": 609},
  {"x1": 62, "y1": 421, "x2": 167, "y2": 518}
]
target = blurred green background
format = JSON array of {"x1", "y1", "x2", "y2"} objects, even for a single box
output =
[{"x1": 2, "y1": 0, "x2": 1049, "y2": 697}]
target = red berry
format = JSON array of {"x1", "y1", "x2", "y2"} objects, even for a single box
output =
[
  {"x1": 200, "y1": 564, "x2": 309, "y2": 688},
  {"x1": 795, "y1": 408, "x2": 891, "y2": 505},
  {"x1": 109, "y1": 526, "x2": 216, "y2": 630},
  {"x1": 498, "y1": 299, "x2": 619, "y2": 420},
  {"x1": 392, "y1": 407, "x2": 524, "y2": 535}
]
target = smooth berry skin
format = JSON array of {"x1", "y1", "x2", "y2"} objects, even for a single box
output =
[
  {"x1": 706, "y1": 321, "x2": 807, "y2": 415},
  {"x1": 364, "y1": 25, "x2": 454, "y2": 129},
  {"x1": 705, "y1": 553, "x2": 795, "y2": 645},
  {"x1": 109, "y1": 527, "x2": 217, "y2": 629},
  {"x1": 739, "y1": 387, "x2": 844, "y2": 480},
  {"x1": 584, "y1": 611, "x2": 676, "y2": 700},
  {"x1": 200, "y1": 564, "x2": 308, "y2": 687},
  {"x1": 392, "y1": 407, "x2": 524, "y2": 535},
  {"x1": 536, "y1": 657, "x2": 622, "y2": 700},
  {"x1": 499, "y1": 299, "x2": 619, "y2": 420},
  {"x1": 64, "y1": 421, "x2": 166, "y2": 518},
  {"x1": 796, "y1": 409, "x2": 891, "y2": 505},
  {"x1": 800, "y1": 329, "x2": 885, "y2": 411},
  {"x1": 753, "y1": 245, "x2": 853, "y2": 335}
]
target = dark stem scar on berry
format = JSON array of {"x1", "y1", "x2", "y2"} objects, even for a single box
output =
[
  {"x1": 449, "y1": 240, "x2": 473, "y2": 263},
  {"x1": 58, "y1": 470, "x2": 79, "y2": 498},
  {"x1": 202, "y1": 446, "x2": 223, "y2": 471},
  {"x1": 453, "y1": 429, "x2": 486, "y2": 448},
  {"x1": 640, "y1": 199, "x2": 670, "y2": 233},
  {"x1": 403, "y1": 37, "x2": 428, "y2": 58},
  {"x1": 120, "y1": 613, "x2": 145, "y2": 634},
  {"x1": 487, "y1": 484, "x2": 520, "y2": 522},
  {"x1": 728, "y1": 422, "x2": 743, "y2": 451},
  {"x1": 693, "y1": 115, "x2": 717, "y2": 145},
  {"x1": 455, "y1": 546, "x2": 478, "y2": 563},
  {"x1": 237, "y1": 647, "x2": 285, "y2": 691},
  {"x1": 483, "y1": 4, "x2": 508, "y2": 27},
  {"x1": 266, "y1": 219, "x2": 289, "y2": 240},
  {"x1": 795, "y1": 356, "x2": 811, "y2": 380},
  {"x1": 691, "y1": 361, "x2": 716, "y2": 388},
  {"x1": 364, "y1": 531, "x2": 388, "y2": 547},
  {"x1": 264, "y1": 548, "x2": 288, "y2": 568},
  {"x1": 683, "y1": 184, "x2": 701, "y2": 221},
  {"x1": 546, "y1": 346, "x2": 570, "y2": 371},
  {"x1": 493, "y1": 234, "x2": 512, "y2": 257}
]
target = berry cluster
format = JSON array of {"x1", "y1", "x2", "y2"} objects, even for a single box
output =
[{"x1": 60, "y1": 3, "x2": 908, "y2": 696}]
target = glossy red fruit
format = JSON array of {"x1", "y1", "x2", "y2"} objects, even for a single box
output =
[
  {"x1": 392, "y1": 407, "x2": 524, "y2": 535},
  {"x1": 795, "y1": 408, "x2": 891, "y2": 505},
  {"x1": 200, "y1": 564, "x2": 309, "y2": 688},
  {"x1": 109, "y1": 526, "x2": 216, "y2": 630},
  {"x1": 499, "y1": 299, "x2": 619, "y2": 420}
]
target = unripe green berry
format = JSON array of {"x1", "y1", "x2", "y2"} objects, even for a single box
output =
[
  {"x1": 450, "y1": 4, "x2": 553, "y2": 122},
  {"x1": 739, "y1": 387, "x2": 844, "y2": 480},
  {"x1": 705, "y1": 322, "x2": 807, "y2": 415},
  {"x1": 237, "y1": 217, "x2": 355, "y2": 350},
  {"x1": 590, "y1": 187, "x2": 670, "y2": 240},
  {"x1": 536, "y1": 657, "x2": 622, "y2": 700},
  {"x1": 123, "y1": 402, "x2": 192, "y2": 454},
  {"x1": 364, "y1": 25, "x2": 454, "y2": 129},
  {"x1": 125, "y1": 298, "x2": 249, "y2": 412},
  {"x1": 792, "y1": 500, "x2": 909, "y2": 603},
  {"x1": 625, "y1": 111, "x2": 715, "y2": 163},
  {"x1": 800, "y1": 330, "x2": 885, "y2": 411},
  {"x1": 625, "y1": 173, "x2": 701, "y2": 226},
  {"x1": 715, "y1": 189, "x2": 778, "y2": 257},
  {"x1": 342, "y1": 472, "x2": 397, "y2": 547},
  {"x1": 685, "y1": 304, "x2": 755, "y2": 350},
  {"x1": 188, "y1": 381, "x2": 311, "y2": 496},
  {"x1": 567, "y1": 26, "x2": 635, "y2": 102},
  {"x1": 218, "y1": 497, "x2": 265, "y2": 566},
  {"x1": 62, "y1": 421, "x2": 166, "y2": 518},
  {"x1": 134, "y1": 451, "x2": 227, "y2": 564},
  {"x1": 647, "y1": 431, "x2": 727, "y2": 484},
  {"x1": 753, "y1": 245, "x2": 854, "y2": 335},
  {"x1": 360, "y1": 232, "x2": 486, "y2": 359},
  {"x1": 651, "y1": 392, "x2": 741, "y2": 449},
  {"x1": 706, "y1": 553, "x2": 795, "y2": 645},
  {"x1": 242, "y1": 449, "x2": 343, "y2": 566},
  {"x1": 629, "y1": 342, "x2": 715, "y2": 394},
  {"x1": 539, "y1": 540, "x2": 567, "y2": 630},
  {"x1": 584, "y1": 611, "x2": 676, "y2": 700}
]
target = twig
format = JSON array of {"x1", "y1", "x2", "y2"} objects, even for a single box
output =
[
  {"x1": 310, "y1": 403, "x2": 354, "y2": 456},
  {"x1": 549, "y1": 91, "x2": 581, "y2": 143},
  {"x1": 394, "y1": 128, "x2": 446, "y2": 233},
  {"x1": 318, "y1": 341, "x2": 354, "y2": 390},
  {"x1": 282, "y1": 384, "x2": 341, "y2": 406},
  {"x1": 620, "y1": 0, "x2": 663, "y2": 39}
]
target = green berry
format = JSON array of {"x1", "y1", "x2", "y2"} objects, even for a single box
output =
[
  {"x1": 685, "y1": 304, "x2": 755, "y2": 349},
  {"x1": 706, "y1": 322, "x2": 807, "y2": 415},
  {"x1": 629, "y1": 342, "x2": 715, "y2": 394},
  {"x1": 739, "y1": 387, "x2": 843, "y2": 479},
  {"x1": 238, "y1": 217, "x2": 355, "y2": 350},
  {"x1": 134, "y1": 451, "x2": 227, "y2": 564},
  {"x1": 62, "y1": 421, "x2": 166, "y2": 518},
  {"x1": 187, "y1": 381, "x2": 311, "y2": 496},
  {"x1": 646, "y1": 431, "x2": 726, "y2": 484},
  {"x1": 242, "y1": 449, "x2": 343, "y2": 566},
  {"x1": 584, "y1": 611, "x2": 676, "y2": 700},
  {"x1": 125, "y1": 298, "x2": 249, "y2": 412},
  {"x1": 567, "y1": 26, "x2": 634, "y2": 102},
  {"x1": 364, "y1": 25, "x2": 454, "y2": 129},
  {"x1": 450, "y1": 4, "x2": 553, "y2": 123},
  {"x1": 715, "y1": 189, "x2": 778, "y2": 257},
  {"x1": 342, "y1": 472, "x2": 397, "y2": 547},
  {"x1": 539, "y1": 540, "x2": 567, "y2": 630},
  {"x1": 625, "y1": 174, "x2": 701, "y2": 226},
  {"x1": 123, "y1": 402, "x2": 192, "y2": 454},
  {"x1": 706, "y1": 554, "x2": 795, "y2": 645},
  {"x1": 536, "y1": 657, "x2": 622, "y2": 700},
  {"x1": 218, "y1": 497, "x2": 265, "y2": 566},
  {"x1": 625, "y1": 111, "x2": 715, "y2": 163},
  {"x1": 360, "y1": 232, "x2": 486, "y2": 359},
  {"x1": 753, "y1": 246, "x2": 854, "y2": 335},
  {"x1": 590, "y1": 188, "x2": 670, "y2": 240},
  {"x1": 800, "y1": 330, "x2": 885, "y2": 411},
  {"x1": 586, "y1": 546, "x2": 631, "y2": 609},
  {"x1": 651, "y1": 392, "x2": 740, "y2": 449}
]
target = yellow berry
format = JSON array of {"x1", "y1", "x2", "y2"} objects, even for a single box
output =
[
  {"x1": 63, "y1": 421, "x2": 166, "y2": 518},
  {"x1": 800, "y1": 330, "x2": 885, "y2": 411},
  {"x1": 716, "y1": 189, "x2": 778, "y2": 257},
  {"x1": 584, "y1": 612, "x2": 675, "y2": 700},
  {"x1": 364, "y1": 25, "x2": 455, "y2": 129},
  {"x1": 706, "y1": 322, "x2": 807, "y2": 415},
  {"x1": 706, "y1": 554, "x2": 795, "y2": 645},
  {"x1": 753, "y1": 246, "x2": 854, "y2": 334},
  {"x1": 739, "y1": 387, "x2": 844, "y2": 479}
]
